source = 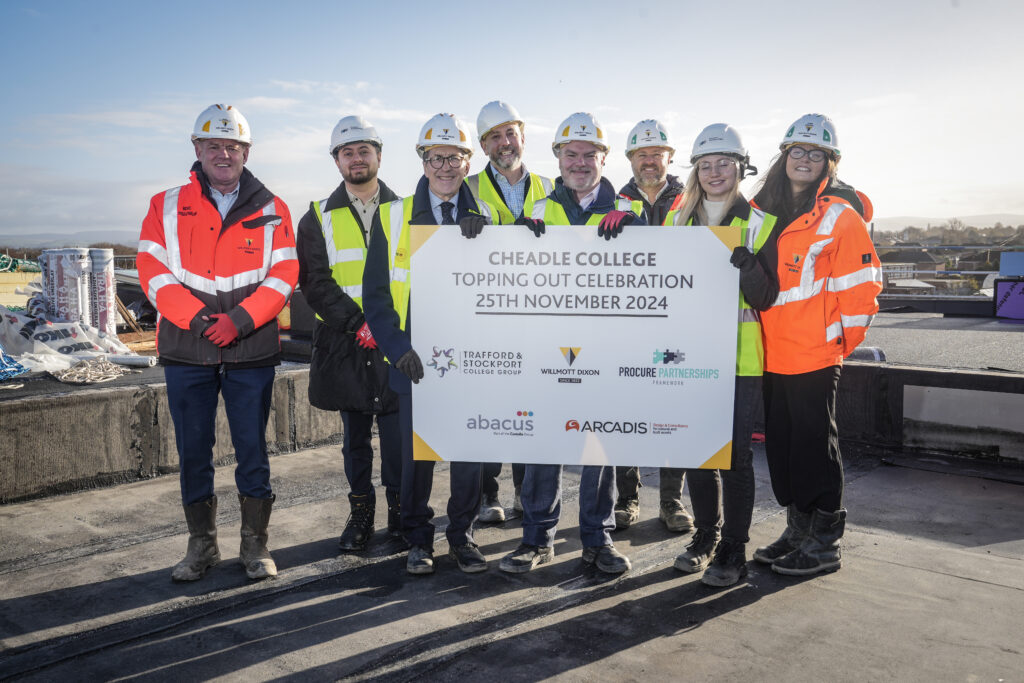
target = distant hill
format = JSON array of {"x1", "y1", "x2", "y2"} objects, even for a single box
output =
[
  {"x1": 871, "y1": 214, "x2": 1024, "y2": 232},
  {"x1": 0, "y1": 230, "x2": 139, "y2": 249}
]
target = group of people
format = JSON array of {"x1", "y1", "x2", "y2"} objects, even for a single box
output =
[{"x1": 136, "y1": 100, "x2": 882, "y2": 589}]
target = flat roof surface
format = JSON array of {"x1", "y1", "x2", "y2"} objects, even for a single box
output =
[
  {"x1": 863, "y1": 311, "x2": 1024, "y2": 372},
  {"x1": 2, "y1": 444, "x2": 1021, "y2": 680}
]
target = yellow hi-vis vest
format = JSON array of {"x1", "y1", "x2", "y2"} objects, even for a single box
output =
[
  {"x1": 466, "y1": 171, "x2": 554, "y2": 223},
  {"x1": 311, "y1": 202, "x2": 369, "y2": 321},
  {"x1": 529, "y1": 196, "x2": 644, "y2": 226},
  {"x1": 377, "y1": 196, "x2": 498, "y2": 332},
  {"x1": 663, "y1": 207, "x2": 777, "y2": 377}
]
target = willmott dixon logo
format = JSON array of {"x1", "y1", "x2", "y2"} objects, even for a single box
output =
[{"x1": 561, "y1": 347, "x2": 581, "y2": 366}]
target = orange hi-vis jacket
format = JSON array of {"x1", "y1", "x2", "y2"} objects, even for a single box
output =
[
  {"x1": 759, "y1": 178, "x2": 882, "y2": 375},
  {"x1": 138, "y1": 166, "x2": 298, "y2": 365}
]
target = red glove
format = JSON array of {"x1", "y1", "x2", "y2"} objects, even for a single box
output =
[
  {"x1": 204, "y1": 313, "x2": 239, "y2": 348},
  {"x1": 597, "y1": 210, "x2": 634, "y2": 240},
  {"x1": 355, "y1": 321, "x2": 377, "y2": 350}
]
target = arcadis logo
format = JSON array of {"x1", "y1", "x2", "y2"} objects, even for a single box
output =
[
  {"x1": 428, "y1": 346, "x2": 457, "y2": 377},
  {"x1": 467, "y1": 410, "x2": 535, "y2": 437},
  {"x1": 565, "y1": 419, "x2": 648, "y2": 435}
]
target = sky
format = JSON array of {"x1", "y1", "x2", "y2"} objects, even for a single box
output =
[{"x1": 1, "y1": 0, "x2": 1023, "y2": 239}]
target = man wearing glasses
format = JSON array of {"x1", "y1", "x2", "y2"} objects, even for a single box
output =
[
  {"x1": 361, "y1": 113, "x2": 508, "y2": 575},
  {"x1": 138, "y1": 104, "x2": 298, "y2": 582},
  {"x1": 465, "y1": 101, "x2": 554, "y2": 524}
]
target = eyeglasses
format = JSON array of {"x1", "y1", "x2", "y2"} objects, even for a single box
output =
[
  {"x1": 788, "y1": 147, "x2": 827, "y2": 162},
  {"x1": 425, "y1": 154, "x2": 465, "y2": 169},
  {"x1": 697, "y1": 158, "x2": 737, "y2": 173}
]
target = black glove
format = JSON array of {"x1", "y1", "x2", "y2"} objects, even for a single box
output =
[
  {"x1": 516, "y1": 215, "x2": 546, "y2": 237},
  {"x1": 597, "y1": 210, "x2": 635, "y2": 240},
  {"x1": 395, "y1": 349, "x2": 424, "y2": 383},
  {"x1": 459, "y1": 215, "x2": 486, "y2": 239},
  {"x1": 345, "y1": 312, "x2": 366, "y2": 333},
  {"x1": 730, "y1": 246, "x2": 756, "y2": 272}
]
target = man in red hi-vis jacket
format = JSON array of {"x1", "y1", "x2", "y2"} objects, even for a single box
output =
[{"x1": 137, "y1": 104, "x2": 298, "y2": 583}]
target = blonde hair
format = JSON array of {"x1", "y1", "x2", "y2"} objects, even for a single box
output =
[{"x1": 672, "y1": 160, "x2": 742, "y2": 226}]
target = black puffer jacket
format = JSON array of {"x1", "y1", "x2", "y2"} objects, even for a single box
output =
[{"x1": 297, "y1": 180, "x2": 400, "y2": 414}]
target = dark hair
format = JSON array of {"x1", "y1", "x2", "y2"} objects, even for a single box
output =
[{"x1": 753, "y1": 148, "x2": 837, "y2": 227}]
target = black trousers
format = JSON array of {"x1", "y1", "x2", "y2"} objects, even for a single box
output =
[
  {"x1": 399, "y1": 392, "x2": 482, "y2": 548},
  {"x1": 686, "y1": 376, "x2": 761, "y2": 542},
  {"x1": 763, "y1": 366, "x2": 843, "y2": 513},
  {"x1": 341, "y1": 409, "x2": 401, "y2": 507}
]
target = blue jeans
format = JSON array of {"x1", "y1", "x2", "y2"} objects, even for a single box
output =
[
  {"x1": 521, "y1": 464, "x2": 616, "y2": 548},
  {"x1": 165, "y1": 364, "x2": 275, "y2": 505}
]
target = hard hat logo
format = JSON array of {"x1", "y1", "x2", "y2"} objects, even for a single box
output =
[{"x1": 804, "y1": 122, "x2": 814, "y2": 132}]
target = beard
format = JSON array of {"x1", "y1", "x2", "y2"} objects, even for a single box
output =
[
  {"x1": 344, "y1": 166, "x2": 378, "y2": 186},
  {"x1": 489, "y1": 148, "x2": 521, "y2": 172},
  {"x1": 636, "y1": 168, "x2": 666, "y2": 190}
]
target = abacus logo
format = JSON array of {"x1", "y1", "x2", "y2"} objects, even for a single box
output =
[{"x1": 466, "y1": 410, "x2": 535, "y2": 437}]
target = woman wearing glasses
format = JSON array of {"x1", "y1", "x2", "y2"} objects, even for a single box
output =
[
  {"x1": 750, "y1": 114, "x2": 881, "y2": 577},
  {"x1": 666, "y1": 124, "x2": 779, "y2": 587}
]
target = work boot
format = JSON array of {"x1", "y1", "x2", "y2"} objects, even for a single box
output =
[
  {"x1": 513, "y1": 486, "x2": 523, "y2": 515},
  {"x1": 478, "y1": 493, "x2": 506, "y2": 523},
  {"x1": 238, "y1": 494, "x2": 277, "y2": 580},
  {"x1": 449, "y1": 542, "x2": 488, "y2": 573},
  {"x1": 701, "y1": 538, "x2": 747, "y2": 587},
  {"x1": 407, "y1": 545, "x2": 435, "y2": 575},
  {"x1": 338, "y1": 493, "x2": 375, "y2": 551},
  {"x1": 753, "y1": 505, "x2": 812, "y2": 564},
  {"x1": 171, "y1": 496, "x2": 221, "y2": 582},
  {"x1": 581, "y1": 544, "x2": 632, "y2": 574},
  {"x1": 773, "y1": 509, "x2": 847, "y2": 576},
  {"x1": 658, "y1": 499, "x2": 695, "y2": 533},
  {"x1": 387, "y1": 503, "x2": 402, "y2": 537},
  {"x1": 499, "y1": 543, "x2": 554, "y2": 574},
  {"x1": 614, "y1": 498, "x2": 640, "y2": 530},
  {"x1": 674, "y1": 528, "x2": 719, "y2": 573}
]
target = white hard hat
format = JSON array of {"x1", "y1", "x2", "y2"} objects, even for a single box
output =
[
  {"x1": 691, "y1": 123, "x2": 747, "y2": 162},
  {"x1": 192, "y1": 104, "x2": 251, "y2": 144},
  {"x1": 552, "y1": 112, "x2": 609, "y2": 155},
  {"x1": 625, "y1": 119, "x2": 674, "y2": 157},
  {"x1": 781, "y1": 113, "x2": 840, "y2": 157},
  {"x1": 329, "y1": 115, "x2": 382, "y2": 156},
  {"x1": 477, "y1": 100, "x2": 524, "y2": 142},
  {"x1": 416, "y1": 113, "x2": 474, "y2": 158}
]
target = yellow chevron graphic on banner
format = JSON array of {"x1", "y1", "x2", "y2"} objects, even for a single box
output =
[
  {"x1": 698, "y1": 440, "x2": 733, "y2": 469},
  {"x1": 413, "y1": 430, "x2": 443, "y2": 461},
  {"x1": 706, "y1": 225, "x2": 742, "y2": 251},
  {"x1": 409, "y1": 225, "x2": 440, "y2": 258}
]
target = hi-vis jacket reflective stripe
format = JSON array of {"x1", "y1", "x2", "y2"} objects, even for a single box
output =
[
  {"x1": 466, "y1": 170, "x2": 553, "y2": 223},
  {"x1": 530, "y1": 196, "x2": 643, "y2": 225},
  {"x1": 760, "y1": 178, "x2": 882, "y2": 375},
  {"x1": 138, "y1": 170, "x2": 298, "y2": 365},
  {"x1": 378, "y1": 197, "x2": 497, "y2": 332},
  {"x1": 312, "y1": 202, "x2": 367, "y2": 314},
  {"x1": 665, "y1": 208, "x2": 777, "y2": 377}
]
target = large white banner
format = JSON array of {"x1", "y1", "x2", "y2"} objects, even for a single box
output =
[{"x1": 409, "y1": 224, "x2": 741, "y2": 469}]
